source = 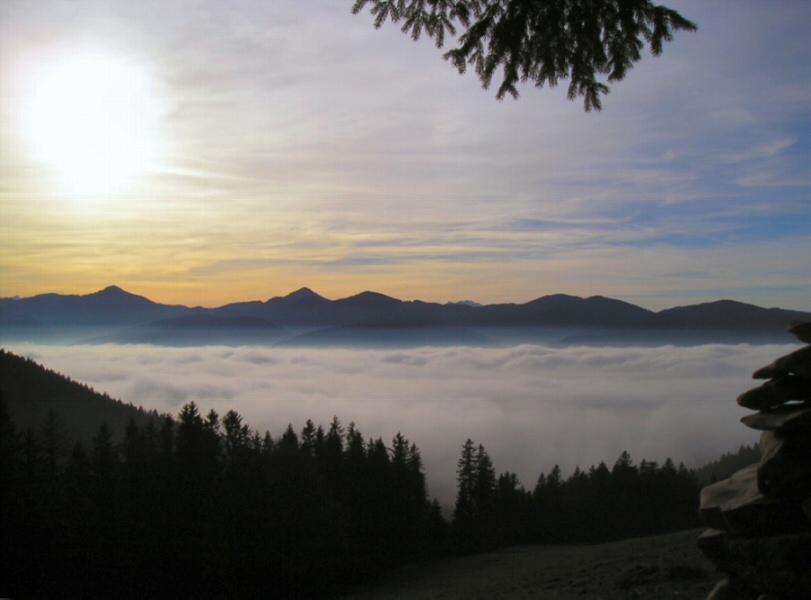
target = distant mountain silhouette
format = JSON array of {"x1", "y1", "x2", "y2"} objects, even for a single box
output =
[
  {"x1": 0, "y1": 307, "x2": 43, "y2": 327},
  {"x1": 478, "y1": 294, "x2": 654, "y2": 327},
  {"x1": 1, "y1": 285, "x2": 808, "y2": 346},
  {"x1": 150, "y1": 314, "x2": 281, "y2": 329},
  {"x1": 265, "y1": 287, "x2": 336, "y2": 324},
  {"x1": 645, "y1": 299, "x2": 811, "y2": 330},
  {"x1": 96, "y1": 314, "x2": 287, "y2": 346},
  {"x1": 271, "y1": 286, "x2": 331, "y2": 308},
  {"x1": 0, "y1": 285, "x2": 186, "y2": 326},
  {"x1": 333, "y1": 291, "x2": 438, "y2": 327}
]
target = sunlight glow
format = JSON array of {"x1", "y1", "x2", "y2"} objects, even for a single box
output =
[{"x1": 22, "y1": 53, "x2": 164, "y2": 197}]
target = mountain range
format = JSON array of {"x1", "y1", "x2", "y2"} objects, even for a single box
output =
[{"x1": 1, "y1": 285, "x2": 808, "y2": 347}]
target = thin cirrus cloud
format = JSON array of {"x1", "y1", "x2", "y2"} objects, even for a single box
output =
[
  {"x1": 7, "y1": 341, "x2": 793, "y2": 505},
  {"x1": 720, "y1": 137, "x2": 798, "y2": 165}
]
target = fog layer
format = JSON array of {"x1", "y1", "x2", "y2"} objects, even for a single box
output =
[{"x1": 6, "y1": 342, "x2": 793, "y2": 505}]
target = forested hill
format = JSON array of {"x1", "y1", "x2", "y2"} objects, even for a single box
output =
[
  {"x1": 0, "y1": 349, "x2": 162, "y2": 443},
  {"x1": 692, "y1": 443, "x2": 762, "y2": 486},
  {"x1": 0, "y1": 349, "x2": 445, "y2": 599}
]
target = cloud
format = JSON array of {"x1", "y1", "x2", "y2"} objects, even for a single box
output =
[
  {"x1": 720, "y1": 137, "x2": 797, "y2": 165},
  {"x1": 130, "y1": 376, "x2": 237, "y2": 404},
  {"x1": 5, "y1": 340, "x2": 795, "y2": 506}
]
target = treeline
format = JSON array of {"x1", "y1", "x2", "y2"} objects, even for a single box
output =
[
  {"x1": 0, "y1": 399, "x2": 445, "y2": 599},
  {"x1": 1, "y1": 398, "x2": 702, "y2": 599},
  {"x1": 692, "y1": 443, "x2": 761, "y2": 486},
  {"x1": 451, "y1": 442, "x2": 701, "y2": 553}
]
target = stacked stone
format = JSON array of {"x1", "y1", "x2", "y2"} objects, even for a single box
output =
[{"x1": 697, "y1": 321, "x2": 811, "y2": 600}]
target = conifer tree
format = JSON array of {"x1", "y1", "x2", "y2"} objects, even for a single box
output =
[
  {"x1": 473, "y1": 443, "x2": 496, "y2": 514},
  {"x1": 0, "y1": 393, "x2": 26, "y2": 597},
  {"x1": 222, "y1": 409, "x2": 249, "y2": 460},
  {"x1": 279, "y1": 423, "x2": 299, "y2": 451},
  {"x1": 454, "y1": 438, "x2": 477, "y2": 523},
  {"x1": 353, "y1": 0, "x2": 697, "y2": 110},
  {"x1": 453, "y1": 439, "x2": 500, "y2": 552},
  {"x1": 407, "y1": 441, "x2": 428, "y2": 507},
  {"x1": 40, "y1": 409, "x2": 68, "y2": 484},
  {"x1": 496, "y1": 471, "x2": 527, "y2": 546},
  {"x1": 0, "y1": 392, "x2": 18, "y2": 476},
  {"x1": 321, "y1": 416, "x2": 344, "y2": 493},
  {"x1": 326, "y1": 415, "x2": 344, "y2": 457},
  {"x1": 202, "y1": 409, "x2": 222, "y2": 461},
  {"x1": 300, "y1": 418, "x2": 317, "y2": 455}
]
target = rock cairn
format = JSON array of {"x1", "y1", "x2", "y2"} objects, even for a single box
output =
[{"x1": 697, "y1": 321, "x2": 811, "y2": 600}]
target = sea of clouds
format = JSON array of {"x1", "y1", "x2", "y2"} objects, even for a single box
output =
[{"x1": 6, "y1": 341, "x2": 794, "y2": 505}]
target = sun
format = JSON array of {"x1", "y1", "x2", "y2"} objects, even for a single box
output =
[{"x1": 22, "y1": 53, "x2": 164, "y2": 197}]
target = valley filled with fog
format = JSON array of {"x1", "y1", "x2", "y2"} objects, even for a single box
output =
[{"x1": 5, "y1": 340, "x2": 794, "y2": 505}]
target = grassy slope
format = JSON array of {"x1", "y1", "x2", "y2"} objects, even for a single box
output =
[{"x1": 344, "y1": 529, "x2": 717, "y2": 599}]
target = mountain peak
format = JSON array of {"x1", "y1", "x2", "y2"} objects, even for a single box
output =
[
  {"x1": 286, "y1": 287, "x2": 325, "y2": 301},
  {"x1": 98, "y1": 285, "x2": 129, "y2": 296},
  {"x1": 337, "y1": 291, "x2": 404, "y2": 309},
  {"x1": 264, "y1": 287, "x2": 331, "y2": 314},
  {"x1": 346, "y1": 290, "x2": 399, "y2": 301},
  {"x1": 88, "y1": 285, "x2": 155, "y2": 304},
  {"x1": 87, "y1": 285, "x2": 139, "y2": 299},
  {"x1": 447, "y1": 300, "x2": 482, "y2": 308}
]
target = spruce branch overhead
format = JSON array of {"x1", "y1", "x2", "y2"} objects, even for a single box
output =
[{"x1": 352, "y1": 0, "x2": 697, "y2": 111}]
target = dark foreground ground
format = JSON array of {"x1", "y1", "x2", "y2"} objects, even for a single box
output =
[{"x1": 344, "y1": 529, "x2": 718, "y2": 599}]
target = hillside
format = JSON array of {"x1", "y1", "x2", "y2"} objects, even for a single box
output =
[
  {"x1": 0, "y1": 349, "x2": 163, "y2": 443},
  {"x1": 693, "y1": 443, "x2": 761, "y2": 486},
  {"x1": 344, "y1": 529, "x2": 717, "y2": 600}
]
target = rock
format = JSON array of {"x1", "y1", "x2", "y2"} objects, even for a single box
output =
[
  {"x1": 697, "y1": 529, "x2": 731, "y2": 565},
  {"x1": 741, "y1": 406, "x2": 811, "y2": 431},
  {"x1": 737, "y1": 376, "x2": 811, "y2": 410},
  {"x1": 698, "y1": 530, "x2": 811, "y2": 599},
  {"x1": 753, "y1": 346, "x2": 811, "y2": 380},
  {"x1": 700, "y1": 465, "x2": 761, "y2": 531},
  {"x1": 700, "y1": 332, "x2": 811, "y2": 599},
  {"x1": 699, "y1": 465, "x2": 806, "y2": 535},
  {"x1": 722, "y1": 496, "x2": 810, "y2": 537},
  {"x1": 758, "y1": 429, "x2": 811, "y2": 498},
  {"x1": 726, "y1": 531, "x2": 811, "y2": 599},
  {"x1": 706, "y1": 577, "x2": 758, "y2": 600},
  {"x1": 706, "y1": 578, "x2": 729, "y2": 600},
  {"x1": 788, "y1": 322, "x2": 811, "y2": 345}
]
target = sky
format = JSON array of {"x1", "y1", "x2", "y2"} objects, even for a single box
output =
[
  {"x1": 7, "y1": 340, "x2": 792, "y2": 505},
  {"x1": 0, "y1": 1, "x2": 809, "y2": 311}
]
